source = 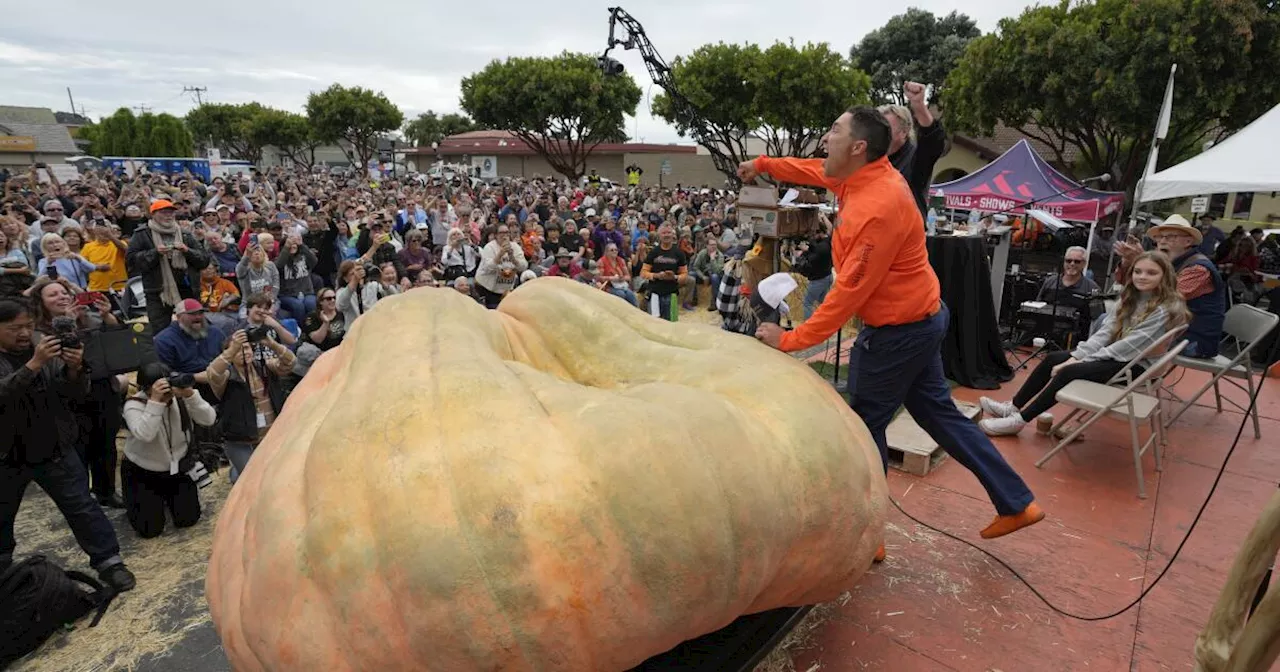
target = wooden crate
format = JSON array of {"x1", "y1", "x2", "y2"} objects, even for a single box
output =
[{"x1": 885, "y1": 399, "x2": 981, "y2": 476}]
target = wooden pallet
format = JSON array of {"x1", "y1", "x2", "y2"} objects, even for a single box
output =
[{"x1": 885, "y1": 399, "x2": 981, "y2": 476}]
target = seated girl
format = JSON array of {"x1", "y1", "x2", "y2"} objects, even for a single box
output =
[{"x1": 980, "y1": 251, "x2": 1188, "y2": 436}]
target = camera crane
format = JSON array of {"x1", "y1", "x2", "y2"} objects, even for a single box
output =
[{"x1": 599, "y1": 7, "x2": 744, "y2": 182}]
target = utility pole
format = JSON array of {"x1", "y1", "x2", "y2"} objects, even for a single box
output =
[
  {"x1": 183, "y1": 86, "x2": 208, "y2": 107},
  {"x1": 132, "y1": 105, "x2": 152, "y2": 115},
  {"x1": 66, "y1": 87, "x2": 77, "y2": 116}
]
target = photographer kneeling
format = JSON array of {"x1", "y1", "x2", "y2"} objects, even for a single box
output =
[{"x1": 120, "y1": 363, "x2": 216, "y2": 538}]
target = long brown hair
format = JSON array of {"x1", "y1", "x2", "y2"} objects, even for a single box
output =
[
  {"x1": 1110, "y1": 251, "x2": 1189, "y2": 341},
  {"x1": 27, "y1": 276, "x2": 78, "y2": 328}
]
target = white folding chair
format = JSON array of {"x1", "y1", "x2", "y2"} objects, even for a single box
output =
[
  {"x1": 1162, "y1": 304, "x2": 1280, "y2": 439},
  {"x1": 1036, "y1": 341, "x2": 1188, "y2": 499}
]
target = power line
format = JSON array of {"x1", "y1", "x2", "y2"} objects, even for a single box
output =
[{"x1": 182, "y1": 86, "x2": 208, "y2": 107}]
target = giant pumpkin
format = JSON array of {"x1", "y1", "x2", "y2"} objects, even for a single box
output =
[{"x1": 206, "y1": 276, "x2": 887, "y2": 671}]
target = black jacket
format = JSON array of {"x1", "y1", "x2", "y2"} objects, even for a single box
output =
[
  {"x1": 889, "y1": 119, "x2": 948, "y2": 217},
  {"x1": 216, "y1": 364, "x2": 284, "y2": 443},
  {"x1": 125, "y1": 223, "x2": 210, "y2": 299},
  {"x1": 0, "y1": 351, "x2": 87, "y2": 461}
]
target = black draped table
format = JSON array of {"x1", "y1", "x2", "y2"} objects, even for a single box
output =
[{"x1": 926, "y1": 234, "x2": 1013, "y2": 390}]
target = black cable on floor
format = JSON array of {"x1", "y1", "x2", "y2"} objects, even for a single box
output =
[{"x1": 888, "y1": 367, "x2": 1268, "y2": 621}]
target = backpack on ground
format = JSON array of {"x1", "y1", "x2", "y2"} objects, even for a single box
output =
[{"x1": 0, "y1": 555, "x2": 114, "y2": 667}]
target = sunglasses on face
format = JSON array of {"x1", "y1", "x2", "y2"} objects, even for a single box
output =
[{"x1": 1065, "y1": 258, "x2": 1085, "y2": 265}]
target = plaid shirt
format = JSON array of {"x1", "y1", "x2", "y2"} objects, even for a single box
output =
[
  {"x1": 1072, "y1": 299, "x2": 1170, "y2": 364},
  {"x1": 715, "y1": 271, "x2": 755, "y2": 335}
]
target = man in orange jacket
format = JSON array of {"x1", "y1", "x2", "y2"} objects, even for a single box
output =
[{"x1": 744, "y1": 107, "x2": 1043, "y2": 556}]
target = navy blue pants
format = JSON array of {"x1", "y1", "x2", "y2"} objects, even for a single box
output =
[
  {"x1": 0, "y1": 449, "x2": 123, "y2": 571},
  {"x1": 849, "y1": 303, "x2": 1034, "y2": 516}
]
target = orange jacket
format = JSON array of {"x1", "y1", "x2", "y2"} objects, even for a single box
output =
[{"x1": 754, "y1": 156, "x2": 941, "y2": 352}]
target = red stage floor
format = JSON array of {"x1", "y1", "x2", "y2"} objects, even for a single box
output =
[{"x1": 795, "y1": 357, "x2": 1280, "y2": 672}]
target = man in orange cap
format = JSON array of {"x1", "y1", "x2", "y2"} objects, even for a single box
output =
[
  {"x1": 125, "y1": 200, "x2": 211, "y2": 331},
  {"x1": 743, "y1": 106, "x2": 1044, "y2": 559}
]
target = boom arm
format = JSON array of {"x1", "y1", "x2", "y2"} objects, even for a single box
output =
[{"x1": 602, "y1": 7, "x2": 745, "y2": 182}]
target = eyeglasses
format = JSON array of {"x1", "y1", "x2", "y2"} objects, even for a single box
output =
[
  {"x1": 1064, "y1": 258, "x2": 1085, "y2": 265},
  {"x1": 320, "y1": 296, "x2": 336, "y2": 302}
]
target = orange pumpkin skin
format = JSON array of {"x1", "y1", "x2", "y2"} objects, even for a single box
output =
[{"x1": 206, "y1": 277, "x2": 887, "y2": 671}]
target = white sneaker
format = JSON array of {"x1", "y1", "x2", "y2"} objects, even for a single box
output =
[
  {"x1": 980, "y1": 414, "x2": 1027, "y2": 436},
  {"x1": 979, "y1": 396, "x2": 1019, "y2": 418}
]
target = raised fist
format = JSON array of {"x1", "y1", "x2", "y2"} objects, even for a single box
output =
[{"x1": 904, "y1": 82, "x2": 927, "y2": 105}]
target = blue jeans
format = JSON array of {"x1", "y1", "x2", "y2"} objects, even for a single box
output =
[
  {"x1": 607, "y1": 285, "x2": 638, "y2": 306},
  {"x1": 0, "y1": 449, "x2": 123, "y2": 570},
  {"x1": 849, "y1": 303, "x2": 1034, "y2": 516},
  {"x1": 225, "y1": 441, "x2": 255, "y2": 485},
  {"x1": 804, "y1": 274, "x2": 833, "y2": 319},
  {"x1": 690, "y1": 272, "x2": 720, "y2": 306},
  {"x1": 279, "y1": 294, "x2": 316, "y2": 324}
]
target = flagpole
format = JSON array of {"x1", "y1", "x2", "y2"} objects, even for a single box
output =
[{"x1": 1113, "y1": 63, "x2": 1177, "y2": 288}]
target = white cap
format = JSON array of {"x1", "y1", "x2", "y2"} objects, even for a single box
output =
[{"x1": 585, "y1": 208, "x2": 597, "y2": 217}]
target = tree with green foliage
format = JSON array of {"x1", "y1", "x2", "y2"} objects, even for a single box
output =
[
  {"x1": 80, "y1": 108, "x2": 193, "y2": 157},
  {"x1": 185, "y1": 102, "x2": 271, "y2": 163},
  {"x1": 306, "y1": 84, "x2": 404, "y2": 170},
  {"x1": 944, "y1": 0, "x2": 1280, "y2": 193},
  {"x1": 754, "y1": 42, "x2": 873, "y2": 158},
  {"x1": 403, "y1": 111, "x2": 478, "y2": 147},
  {"x1": 850, "y1": 9, "x2": 980, "y2": 105},
  {"x1": 651, "y1": 42, "x2": 759, "y2": 175},
  {"x1": 460, "y1": 52, "x2": 641, "y2": 179},
  {"x1": 652, "y1": 41, "x2": 870, "y2": 175},
  {"x1": 254, "y1": 109, "x2": 322, "y2": 169}
]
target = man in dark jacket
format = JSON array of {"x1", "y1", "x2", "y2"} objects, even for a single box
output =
[
  {"x1": 0, "y1": 299, "x2": 135, "y2": 590},
  {"x1": 882, "y1": 81, "x2": 948, "y2": 217},
  {"x1": 126, "y1": 200, "x2": 210, "y2": 332}
]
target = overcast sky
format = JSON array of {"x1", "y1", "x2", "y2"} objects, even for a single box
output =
[{"x1": 2, "y1": 0, "x2": 1035, "y2": 145}]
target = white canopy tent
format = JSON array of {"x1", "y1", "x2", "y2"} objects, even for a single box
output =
[{"x1": 1140, "y1": 102, "x2": 1280, "y2": 202}]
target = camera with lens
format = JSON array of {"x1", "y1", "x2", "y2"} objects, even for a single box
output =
[
  {"x1": 167, "y1": 372, "x2": 196, "y2": 389},
  {"x1": 245, "y1": 324, "x2": 272, "y2": 343},
  {"x1": 363, "y1": 262, "x2": 380, "y2": 278},
  {"x1": 50, "y1": 316, "x2": 82, "y2": 350},
  {"x1": 178, "y1": 455, "x2": 213, "y2": 489}
]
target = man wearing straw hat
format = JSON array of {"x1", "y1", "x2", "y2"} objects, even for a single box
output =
[
  {"x1": 1112, "y1": 214, "x2": 1226, "y2": 359},
  {"x1": 742, "y1": 106, "x2": 1044, "y2": 562}
]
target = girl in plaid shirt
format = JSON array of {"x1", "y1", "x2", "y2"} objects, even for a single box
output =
[{"x1": 981, "y1": 252, "x2": 1189, "y2": 436}]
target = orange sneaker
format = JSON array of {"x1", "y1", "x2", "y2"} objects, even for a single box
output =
[
  {"x1": 980, "y1": 502, "x2": 1045, "y2": 539},
  {"x1": 873, "y1": 544, "x2": 886, "y2": 563}
]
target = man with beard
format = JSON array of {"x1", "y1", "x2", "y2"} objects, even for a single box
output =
[
  {"x1": 1111, "y1": 215, "x2": 1225, "y2": 359},
  {"x1": 154, "y1": 299, "x2": 226, "y2": 388}
]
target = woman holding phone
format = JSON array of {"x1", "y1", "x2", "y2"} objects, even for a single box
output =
[
  {"x1": 235, "y1": 233, "x2": 281, "y2": 311},
  {"x1": 37, "y1": 233, "x2": 107, "y2": 292}
]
